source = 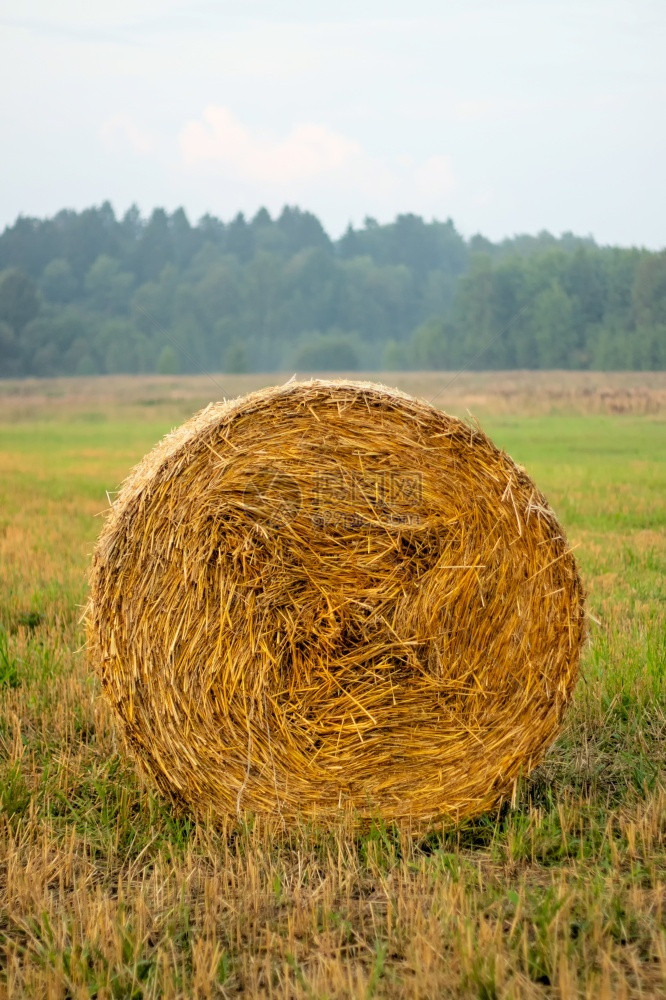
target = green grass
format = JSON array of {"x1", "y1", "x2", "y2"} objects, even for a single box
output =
[
  {"x1": 0, "y1": 375, "x2": 664, "y2": 998},
  {"x1": 487, "y1": 415, "x2": 666, "y2": 532}
]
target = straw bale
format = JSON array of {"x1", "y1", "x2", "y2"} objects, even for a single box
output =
[{"x1": 88, "y1": 379, "x2": 585, "y2": 824}]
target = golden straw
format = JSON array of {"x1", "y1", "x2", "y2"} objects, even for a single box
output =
[{"x1": 87, "y1": 380, "x2": 585, "y2": 825}]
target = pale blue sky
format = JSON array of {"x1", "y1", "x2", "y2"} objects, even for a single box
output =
[{"x1": 1, "y1": 0, "x2": 664, "y2": 246}]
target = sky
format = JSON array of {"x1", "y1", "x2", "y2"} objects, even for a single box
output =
[{"x1": 1, "y1": 0, "x2": 664, "y2": 247}]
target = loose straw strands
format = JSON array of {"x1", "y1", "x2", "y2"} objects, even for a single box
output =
[{"x1": 88, "y1": 380, "x2": 585, "y2": 825}]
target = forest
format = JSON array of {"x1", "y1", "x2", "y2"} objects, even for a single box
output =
[{"x1": 0, "y1": 202, "x2": 664, "y2": 376}]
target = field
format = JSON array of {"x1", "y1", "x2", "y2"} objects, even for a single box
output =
[{"x1": 0, "y1": 371, "x2": 664, "y2": 999}]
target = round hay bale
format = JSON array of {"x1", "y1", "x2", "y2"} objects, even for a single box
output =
[{"x1": 88, "y1": 380, "x2": 585, "y2": 824}]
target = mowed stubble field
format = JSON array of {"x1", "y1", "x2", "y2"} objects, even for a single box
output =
[{"x1": 0, "y1": 371, "x2": 664, "y2": 999}]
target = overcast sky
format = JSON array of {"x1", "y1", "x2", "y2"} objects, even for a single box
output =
[{"x1": 1, "y1": 0, "x2": 664, "y2": 246}]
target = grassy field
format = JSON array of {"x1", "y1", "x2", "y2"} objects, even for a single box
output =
[{"x1": 0, "y1": 372, "x2": 664, "y2": 999}]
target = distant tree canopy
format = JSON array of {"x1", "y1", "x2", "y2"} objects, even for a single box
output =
[{"x1": 0, "y1": 201, "x2": 664, "y2": 377}]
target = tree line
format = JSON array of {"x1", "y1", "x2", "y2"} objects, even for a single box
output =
[{"x1": 0, "y1": 202, "x2": 664, "y2": 377}]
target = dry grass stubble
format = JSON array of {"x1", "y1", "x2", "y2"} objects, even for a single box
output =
[{"x1": 1, "y1": 372, "x2": 663, "y2": 998}]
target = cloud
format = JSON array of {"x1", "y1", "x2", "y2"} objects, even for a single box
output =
[
  {"x1": 99, "y1": 115, "x2": 154, "y2": 155},
  {"x1": 414, "y1": 155, "x2": 457, "y2": 198},
  {"x1": 177, "y1": 106, "x2": 457, "y2": 232},
  {"x1": 180, "y1": 106, "x2": 363, "y2": 184}
]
